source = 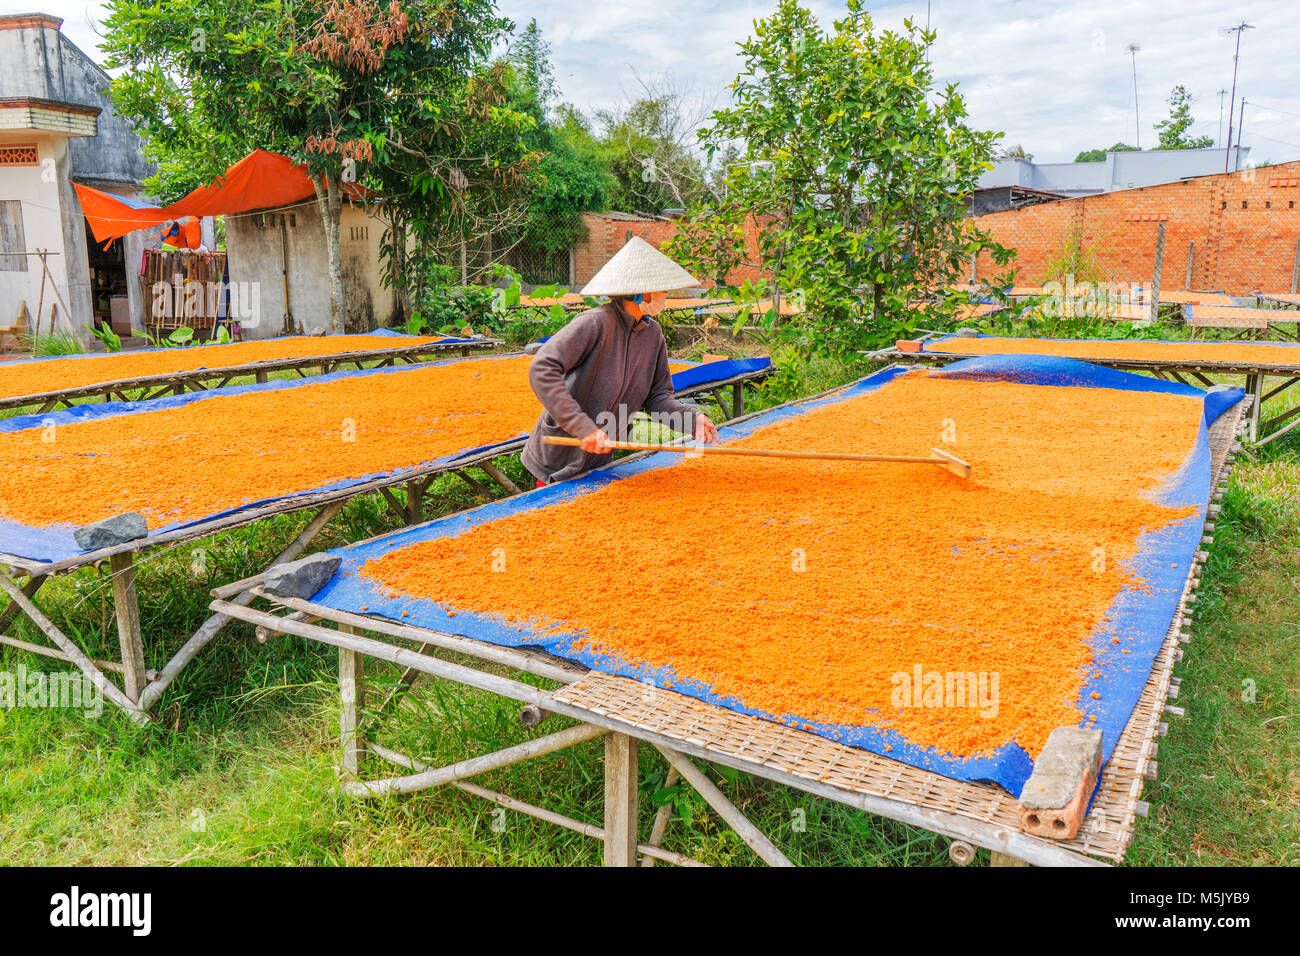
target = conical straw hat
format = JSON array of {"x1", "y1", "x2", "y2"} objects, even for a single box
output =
[{"x1": 581, "y1": 236, "x2": 699, "y2": 296}]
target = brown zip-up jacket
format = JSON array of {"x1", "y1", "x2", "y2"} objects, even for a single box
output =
[{"x1": 521, "y1": 301, "x2": 700, "y2": 483}]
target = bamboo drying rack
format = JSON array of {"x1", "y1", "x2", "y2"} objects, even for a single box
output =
[
  {"x1": 0, "y1": 361, "x2": 772, "y2": 721},
  {"x1": 874, "y1": 335, "x2": 1300, "y2": 447},
  {"x1": 208, "y1": 373, "x2": 1249, "y2": 867},
  {"x1": 0, "y1": 336, "x2": 499, "y2": 414}
]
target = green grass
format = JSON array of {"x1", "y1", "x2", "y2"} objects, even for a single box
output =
[
  {"x1": 1126, "y1": 435, "x2": 1300, "y2": 865},
  {"x1": 1, "y1": 339, "x2": 1297, "y2": 866}
]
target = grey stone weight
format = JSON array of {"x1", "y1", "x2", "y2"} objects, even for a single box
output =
[
  {"x1": 73, "y1": 512, "x2": 149, "y2": 551},
  {"x1": 955, "y1": 327, "x2": 981, "y2": 338},
  {"x1": 263, "y1": 554, "x2": 342, "y2": 600}
]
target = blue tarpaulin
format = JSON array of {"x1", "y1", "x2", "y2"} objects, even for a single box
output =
[
  {"x1": 0, "y1": 328, "x2": 476, "y2": 384},
  {"x1": 305, "y1": 355, "x2": 1243, "y2": 794},
  {"x1": 0, "y1": 353, "x2": 770, "y2": 563},
  {"x1": 920, "y1": 332, "x2": 1300, "y2": 358}
]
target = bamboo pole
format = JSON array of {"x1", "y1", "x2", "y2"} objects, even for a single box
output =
[
  {"x1": 642, "y1": 766, "x2": 680, "y2": 868},
  {"x1": 540, "y1": 695, "x2": 1106, "y2": 867},
  {"x1": 0, "y1": 572, "x2": 147, "y2": 724},
  {"x1": 367, "y1": 743, "x2": 703, "y2": 866},
  {"x1": 0, "y1": 631, "x2": 131, "y2": 675},
  {"x1": 543, "y1": 436, "x2": 973, "y2": 478},
  {"x1": 342, "y1": 723, "x2": 607, "y2": 798},
  {"x1": 339, "y1": 623, "x2": 366, "y2": 776},
  {"x1": 0, "y1": 575, "x2": 45, "y2": 633},
  {"x1": 604, "y1": 733, "x2": 639, "y2": 867},
  {"x1": 246, "y1": 591, "x2": 583, "y2": 685},
  {"x1": 480, "y1": 461, "x2": 522, "y2": 495},
  {"x1": 109, "y1": 552, "x2": 147, "y2": 702},
  {"x1": 655, "y1": 745, "x2": 794, "y2": 867},
  {"x1": 212, "y1": 600, "x2": 552, "y2": 709},
  {"x1": 33, "y1": 250, "x2": 47, "y2": 342},
  {"x1": 139, "y1": 500, "x2": 345, "y2": 710}
]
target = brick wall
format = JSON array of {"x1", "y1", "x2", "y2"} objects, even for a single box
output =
[
  {"x1": 972, "y1": 160, "x2": 1300, "y2": 293},
  {"x1": 573, "y1": 212, "x2": 770, "y2": 290}
]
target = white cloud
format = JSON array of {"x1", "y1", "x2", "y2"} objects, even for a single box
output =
[{"x1": 8, "y1": 0, "x2": 1299, "y2": 163}]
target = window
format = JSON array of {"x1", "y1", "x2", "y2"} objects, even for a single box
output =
[
  {"x1": 0, "y1": 145, "x2": 38, "y2": 166},
  {"x1": 0, "y1": 200, "x2": 28, "y2": 272}
]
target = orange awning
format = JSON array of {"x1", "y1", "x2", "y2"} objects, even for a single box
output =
[{"x1": 74, "y1": 149, "x2": 363, "y2": 245}]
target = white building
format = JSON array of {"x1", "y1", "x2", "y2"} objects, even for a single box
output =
[
  {"x1": 980, "y1": 147, "x2": 1252, "y2": 199},
  {"x1": 225, "y1": 202, "x2": 402, "y2": 338},
  {"x1": 0, "y1": 13, "x2": 154, "y2": 339}
]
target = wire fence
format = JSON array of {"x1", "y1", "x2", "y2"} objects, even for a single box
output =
[{"x1": 459, "y1": 218, "x2": 577, "y2": 288}]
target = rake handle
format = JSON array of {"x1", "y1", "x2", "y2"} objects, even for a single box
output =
[{"x1": 542, "y1": 435, "x2": 966, "y2": 470}]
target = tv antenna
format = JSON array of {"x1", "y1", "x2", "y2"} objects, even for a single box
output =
[
  {"x1": 1126, "y1": 44, "x2": 1141, "y2": 148},
  {"x1": 1223, "y1": 21, "x2": 1254, "y2": 171}
]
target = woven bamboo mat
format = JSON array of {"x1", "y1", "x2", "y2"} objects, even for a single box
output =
[
  {"x1": 1186, "y1": 306, "x2": 1275, "y2": 329},
  {"x1": 551, "y1": 399, "x2": 1247, "y2": 862}
]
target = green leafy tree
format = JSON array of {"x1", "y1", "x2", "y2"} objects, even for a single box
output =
[
  {"x1": 668, "y1": 0, "x2": 1009, "y2": 354},
  {"x1": 1154, "y1": 85, "x2": 1214, "y2": 150},
  {"x1": 1074, "y1": 143, "x2": 1139, "y2": 162},
  {"x1": 104, "y1": 0, "x2": 531, "y2": 332}
]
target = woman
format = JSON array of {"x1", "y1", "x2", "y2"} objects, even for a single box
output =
[{"x1": 522, "y1": 237, "x2": 719, "y2": 485}]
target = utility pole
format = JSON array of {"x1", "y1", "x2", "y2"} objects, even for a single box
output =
[
  {"x1": 1217, "y1": 88, "x2": 1228, "y2": 145},
  {"x1": 1224, "y1": 21, "x2": 1254, "y2": 172},
  {"x1": 1127, "y1": 44, "x2": 1141, "y2": 148}
]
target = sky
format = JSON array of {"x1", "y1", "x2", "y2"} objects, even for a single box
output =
[{"x1": 12, "y1": 0, "x2": 1300, "y2": 165}]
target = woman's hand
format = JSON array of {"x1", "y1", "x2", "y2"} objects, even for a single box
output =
[
  {"x1": 580, "y1": 428, "x2": 613, "y2": 453},
  {"x1": 694, "y1": 414, "x2": 719, "y2": 444}
]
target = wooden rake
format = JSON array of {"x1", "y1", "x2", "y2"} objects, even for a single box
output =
[{"x1": 543, "y1": 437, "x2": 973, "y2": 479}]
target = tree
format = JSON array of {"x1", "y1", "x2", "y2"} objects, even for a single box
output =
[
  {"x1": 1153, "y1": 85, "x2": 1214, "y2": 150},
  {"x1": 595, "y1": 74, "x2": 717, "y2": 213},
  {"x1": 1074, "y1": 143, "x2": 1139, "y2": 162},
  {"x1": 667, "y1": 0, "x2": 1008, "y2": 354},
  {"x1": 497, "y1": 23, "x2": 613, "y2": 283},
  {"x1": 1000, "y1": 144, "x2": 1033, "y2": 161},
  {"x1": 104, "y1": 0, "x2": 532, "y2": 332}
]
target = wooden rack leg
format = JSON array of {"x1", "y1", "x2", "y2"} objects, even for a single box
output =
[
  {"x1": 480, "y1": 461, "x2": 522, "y2": 495},
  {"x1": 641, "y1": 766, "x2": 681, "y2": 867},
  {"x1": 732, "y1": 382, "x2": 745, "y2": 418},
  {"x1": 0, "y1": 571, "x2": 147, "y2": 724},
  {"x1": 339, "y1": 624, "x2": 366, "y2": 776},
  {"x1": 404, "y1": 478, "x2": 426, "y2": 524},
  {"x1": 0, "y1": 574, "x2": 46, "y2": 633},
  {"x1": 363, "y1": 740, "x2": 701, "y2": 865},
  {"x1": 1247, "y1": 371, "x2": 1263, "y2": 443},
  {"x1": 140, "y1": 500, "x2": 346, "y2": 711},
  {"x1": 454, "y1": 469, "x2": 492, "y2": 499},
  {"x1": 109, "y1": 552, "x2": 147, "y2": 702},
  {"x1": 656, "y1": 745, "x2": 794, "y2": 866},
  {"x1": 604, "y1": 733, "x2": 640, "y2": 867},
  {"x1": 710, "y1": 388, "x2": 733, "y2": 421}
]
